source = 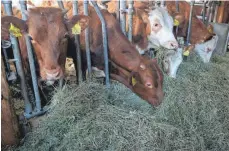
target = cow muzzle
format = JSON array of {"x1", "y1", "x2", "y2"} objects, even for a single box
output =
[
  {"x1": 44, "y1": 67, "x2": 63, "y2": 81},
  {"x1": 164, "y1": 41, "x2": 178, "y2": 49}
]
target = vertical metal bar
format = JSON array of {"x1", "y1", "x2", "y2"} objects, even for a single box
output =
[
  {"x1": 116, "y1": 1, "x2": 120, "y2": 21},
  {"x1": 208, "y1": 2, "x2": 214, "y2": 23},
  {"x1": 175, "y1": 0, "x2": 179, "y2": 36},
  {"x1": 202, "y1": 1, "x2": 206, "y2": 23},
  {"x1": 57, "y1": 0, "x2": 67, "y2": 18},
  {"x1": 90, "y1": 1, "x2": 110, "y2": 88},
  {"x1": 2, "y1": 0, "x2": 32, "y2": 114},
  {"x1": 160, "y1": 0, "x2": 165, "y2": 7},
  {"x1": 1, "y1": 42, "x2": 11, "y2": 72},
  {"x1": 128, "y1": 0, "x2": 133, "y2": 42},
  {"x1": 120, "y1": 0, "x2": 126, "y2": 35},
  {"x1": 213, "y1": 2, "x2": 219, "y2": 23},
  {"x1": 73, "y1": 0, "x2": 83, "y2": 83},
  {"x1": 19, "y1": 0, "x2": 42, "y2": 112},
  {"x1": 84, "y1": 1, "x2": 92, "y2": 80},
  {"x1": 186, "y1": 1, "x2": 195, "y2": 45}
]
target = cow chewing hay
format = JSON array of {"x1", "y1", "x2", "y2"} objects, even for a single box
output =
[{"x1": 12, "y1": 53, "x2": 229, "y2": 151}]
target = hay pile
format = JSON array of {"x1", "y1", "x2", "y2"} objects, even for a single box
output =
[{"x1": 15, "y1": 53, "x2": 229, "y2": 151}]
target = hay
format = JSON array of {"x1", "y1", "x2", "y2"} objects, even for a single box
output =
[{"x1": 14, "y1": 53, "x2": 229, "y2": 151}]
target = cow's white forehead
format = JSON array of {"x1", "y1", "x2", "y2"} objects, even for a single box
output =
[{"x1": 148, "y1": 7, "x2": 173, "y2": 29}]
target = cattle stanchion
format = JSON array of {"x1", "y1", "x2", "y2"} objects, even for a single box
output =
[
  {"x1": 160, "y1": 0, "x2": 165, "y2": 7},
  {"x1": 84, "y1": 1, "x2": 92, "y2": 80},
  {"x1": 186, "y1": 1, "x2": 195, "y2": 46},
  {"x1": 175, "y1": 0, "x2": 179, "y2": 37},
  {"x1": 73, "y1": 0, "x2": 83, "y2": 84},
  {"x1": 120, "y1": 0, "x2": 126, "y2": 35},
  {"x1": 20, "y1": 1, "x2": 46, "y2": 118},
  {"x1": 57, "y1": 0, "x2": 67, "y2": 19},
  {"x1": 90, "y1": 1, "x2": 110, "y2": 88},
  {"x1": 116, "y1": 1, "x2": 120, "y2": 22},
  {"x1": 213, "y1": 2, "x2": 219, "y2": 23},
  {"x1": 1, "y1": 40, "x2": 11, "y2": 74},
  {"x1": 2, "y1": 0, "x2": 33, "y2": 116},
  {"x1": 202, "y1": 1, "x2": 206, "y2": 24},
  {"x1": 128, "y1": 1, "x2": 133, "y2": 42}
]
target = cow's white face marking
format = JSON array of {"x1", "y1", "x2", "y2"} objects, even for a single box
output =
[
  {"x1": 147, "y1": 8, "x2": 178, "y2": 50},
  {"x1": 163, "y1": 48, "x2": 183, "y2": 78},
  {"x1": 195, "y1": 35, "x2": 219, "y2": 63}
]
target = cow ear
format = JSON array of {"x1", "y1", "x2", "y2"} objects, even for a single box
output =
[
  {"x1": 172, "y1": 12, "x2": 185, "y2": 26},
  {"x1": 66, "y1": 15, "x2": 90, "y2": 35},
  {"x1": 1, "y1": 16, "x2": 27, "y2": 34}
]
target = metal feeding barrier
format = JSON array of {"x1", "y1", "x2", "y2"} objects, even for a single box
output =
[{"x1": 1, "y1": 0, "x2": 111, "y2": 118}]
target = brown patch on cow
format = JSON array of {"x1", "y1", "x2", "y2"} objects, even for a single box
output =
[{"x1": 166, "y1": 1, "x2": 214, "y2": 44}]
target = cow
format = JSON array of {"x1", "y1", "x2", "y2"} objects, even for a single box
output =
[
  {"x1": 76, "y1": 6, "x2": 165, "y2": 106},
  {"x1": 1, "y1": 7, "x2": 89, "y2": 83},
  {"x1": 105, "y1": 1, "x2": 178, "y2": 54},
  {"x1": 166, "y1": 1, "x2": 218, "y2": 55}
]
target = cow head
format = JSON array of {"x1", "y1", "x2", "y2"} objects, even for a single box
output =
[
  {"x1": 134, "y1": 7, "x2": 178, "y2": 50},
  {"x1": 162, "y1": 48, "x2": 183, "y2": 78},
  {"x1": 194, "y1": 35, "x2": 218, "y2": 63},
  {"x1": 130, "y1": 58, "x2": 164, "y2": 106},
  {"x1": 1, "y1": 7, "x2": 89, "y2": 82}
]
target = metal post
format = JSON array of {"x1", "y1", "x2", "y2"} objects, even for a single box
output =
[
  {"x1": 208, "y1": 2, "x2": 214, "y2": 23},
  {"x1": 213, "y1": 2, "x2": 219, "y2": 23},
  {"x1": 186, "y1": 1, "x2": 195, "y2": 45},
  {"x1": 57, "y1": 0, "x2": 67, "y2": 19},
  {"x1": 128, "y1": 0, "x2": 133, "y2": 42},
  {"x1": 116, "y1": 1, "x2": 120, "y2": 21},
  {"x1": 175, "y1": 0, "x2": 179, "y2": 36},
  {"x1": 19, "y1": 1, "x2": 42, "y2": 112},
  {"x1": 160, "y1": 0, "x2": 165, "y2": 7},
  {"x1": 1, "y1": 41, "x2": 11, "y2": 73},
  {"x1": 2, "y1": 0, "x2": 33, "y2": 115},
  {"x1": 84, "y1": 1, "x2": 92, "y2": 80},
  {"x1": 120, "y1": 0, "x2": 126, "y2": 35},
  {"x1": 90, "y1": 1, "x2": 110, "y2": 88},
  {"x1": 73, "y1": 0, "x2": 83, "y2": 83},
  {"x1": 202, "y1": 1, "x2": 206, "y2": 23}
]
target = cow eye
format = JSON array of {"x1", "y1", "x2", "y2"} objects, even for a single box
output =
[{"x1": 154, "y1": 23, "x2": 158, "y2": 27}]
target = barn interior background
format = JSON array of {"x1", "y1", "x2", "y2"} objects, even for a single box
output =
[{"x1": 1, "y1": 0, "x2": 229, "y2": 150}]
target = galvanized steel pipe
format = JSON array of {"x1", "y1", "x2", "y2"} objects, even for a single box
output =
[
  {"x1": 19, "y1": 0, "x2": 42, "y2": 112},
  {"x1": 116, "y1": 1, "x2": 120, "y2": 21},
  {"x1": 186, "y1": 1, "x2": 195, "y2": 45},
  {"x1": 57, "y1": 0, "x2": 68, "y2": 19},
  {"x1": 208, "y1": 2, "x2": 214, "y2": 23},
  {"x1": 202, "y1": 1, "x2": 206, "y2": 23},
  {"x1": 2, "y1": 0, "x2": 32, "y2": 115},
  {"x1": 90, "y1": 1, "x2": 110, "y2": 88},
  {"x1": 73, "y1": 0, "x2": 83, "y2": 83},
  {"x1": 160, "y1": 0, "x2": 165, "y2": 7},
  {"x1": 84, "y1": 1, "x2": 92, "y2": 80},
  {"x1": 120, "y1": 0, "x2": 126, "y2": 35},
  {"x1": 128, "y1": 1, "x2": 133, "y2": 42},
  {"x1": 175, "y1": 0, "x2": 179, "y2": 12},
  {"x1": 213, "y1": 2, "x2": 219, "y2": 23}
]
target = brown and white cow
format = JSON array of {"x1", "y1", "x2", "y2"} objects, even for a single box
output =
[
  {"x1": 76, "y1": 7, "x2": 164, "y2": 106},
  {"x1": 1, "y1": 7, "x2": 89, "y2": 82},
  {"x1": 105, "y1": 1, "x2": 178, "y2": 54}
]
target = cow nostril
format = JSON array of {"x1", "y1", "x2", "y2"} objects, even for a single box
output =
[{"x1": 146, "y1": 83, "x2": 153, "y2": 88}]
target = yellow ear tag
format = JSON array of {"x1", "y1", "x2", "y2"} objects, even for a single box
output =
[
  {"x1": 174, "y1": 19, "x2": 180, "y2": 26},
  {"x1": 131, "y1": 77, "x2": 137, "y2": 86},
  {"x1": 208, "y1": 28, "x2": 213, "y2": 34},
  {"x1": 72, "y1": 22, "x2": 81, "y2": 35},
  {"x1": 183, "y1": 50, "x2": 190, "y2": 56},
  {"x1": 9, "y1": 23, "x2": 22, "y2": 37}
]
